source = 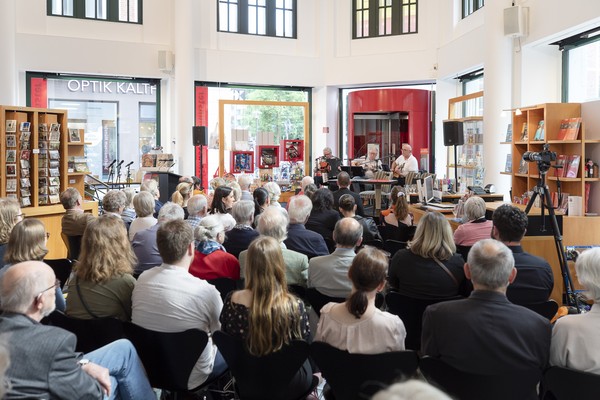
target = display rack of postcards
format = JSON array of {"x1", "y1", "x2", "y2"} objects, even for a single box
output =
[{"x1": 38, "y1": 121, "x2": 62, "y2": 205}]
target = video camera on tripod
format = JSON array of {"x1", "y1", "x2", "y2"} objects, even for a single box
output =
[{"x1": 522, "y1": 144, "x2": 556, "y2": 171}]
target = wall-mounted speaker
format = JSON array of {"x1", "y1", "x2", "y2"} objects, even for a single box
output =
[
  {"x1": 158, "y1": 50, "x2": 174, "y2": 72},
  {"x1": 192, "y1": 126, "x2": 208, "y2": 146},
  {"x1": 504, "y1": 6, "x2": 528, "y2": 38},
  {"x1": 443, "y1": 121, "x2": 464, "y2": 146}
]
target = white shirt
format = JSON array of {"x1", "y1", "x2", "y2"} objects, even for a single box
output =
[
  {"x1": 550, "y1": 304, "x2": 600, "y2": 374},
  {"x1": 128, "y1": 215, "x2": 157, "y2": 241},
  {"x1": 394, "y1": 154, "x2": 419, "y2": 177},
  {"x1": 132, "y1": 264, "x2": 223, "y2": 389}
]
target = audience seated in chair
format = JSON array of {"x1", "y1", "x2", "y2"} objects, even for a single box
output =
[
  {"x1": 421, "y1": 239, "x2": 551, "y2": 382},
  {"x1": 101, "y1": 190, "x2": 128, "y2": 221},
  {"x1": 332, "y1": 171, "x2": 365, "y2": 217},
  {"x1": 140, "y1": 178, "x2": 163, "y2": 218},
  {"x1": 171, "y1": 182, "x2": 193, "y2": 219},
  {"x1": 0, "y1": 261, "x2": 154, "y2": 399},
  {"x1": 219, "y1": 236, "x2": 314, "y2": 399},
  {"x1": 128, "y1": 191, "x2": 157, "y2": 242},
  {"x1": 452, "y1": 196, "x2": 492, "y2": 247},
  {"x1": 305, "y1": 188, "x2": 341, "y2": 250},
  {"x1": 315, "y1": 246, "x2": 405, "y2": 353},
  {"x1": 338, "y1": 194, "x2": 383, "y2": 244},
  {"x1": 491, "y1": 204, "x2": 554, "y2": 305},
  {"x1": 132, "y1": 219, "x2": 226, "y2": 390},
  {"x1": 120, "y1": 187, "x2": 137, "y2": 228},
  {"x1": 59, "y1": 187, "x2": 95, "y2": 259},
  {"x1": 550, "y1": 248, "x2": 600, "y2": 374},
  {"x1": 65, "y1": 215, "x2": 136, "y2": 321},
  {"x1": 284, "y1": 195, "x2": 330, "y2": 260},
  {"x1": 132, "y1": 202, "x2": 184, "y2": 275},
  {"x1": 223, "y1": 200, "x2": 259, "y2": 259},
  {"x1": 185, "y1": 194, "x2": 208, "y2": 232},
  {"x1": 372, "y1": 379, "x2": 452, "y2": 400},
  {"x1": 240, "y1": 207, "x2": 309, "y2": 287},
  {"x1": 190, "y1": 214, "x2": 240, "y2": 281},
  {"x1": 308, "y1": 218, "x2": 363, "y2": 299},
  {"x1": 1, "y1": 218, "x2": 66, "y2": 312},
  {"x1": 388, "y1": 212, "x2": 469, "y2": 299}
]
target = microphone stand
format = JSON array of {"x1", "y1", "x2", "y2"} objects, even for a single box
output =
[
  {"x1": 107, "y1": 164, "x2": 115, "y2": 186},
  {"x1": 126, "y1": 166, "x2": 132, "y2": 187},
  {"x1": 116, "y1": 163, "x2": 123, "y2": 189}
]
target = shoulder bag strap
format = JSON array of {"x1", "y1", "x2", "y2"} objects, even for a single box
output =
[
  {"x1": 432, "y1": 257, "x2": 459, "y2": 287},
  {"x1": 75, "y1": 276, "x2": 100, "y2": 319}
]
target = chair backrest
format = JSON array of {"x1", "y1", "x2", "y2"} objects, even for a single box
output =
[
  {"x1": 372, "y1": 170, "x2": 388, "y2": 181},
  {"x1": 384, "y1": 239, "x2": 408, "y2": 257},
  {"x1": 47, "y1": 311, "x2": 125, "y2": 354},
  {"x1": 384, "y1": 292, "x2": 461, "y2": 351},
  {"x1": 521, "y1": 300, "x2": 559, "y2": 320},
  {"x1": 456, "y1": 244, "x2": 472, "y2": 262},
  {"x1": 405, "y1": 171, "x2": 418, "y2": 186},
  {"x1": 541, "y1": 366, "x2": 600, "y2": 400},
  {"x1": 420, "y1": 356, "x2": 541, "y2": 400},
  {"x1": 362, "y1": 239, "x2": 384, "y2": 250},
  {"x1": 43, "y1": 258, "x2": 73, "y2": 290},
  {"x1": 382, "y1": 222, "x2": 416, "y2": 242},
  {"x1": 207, "y1": 277, "x2": 238, "y2": 301},
  {"x1": 310, "y1": 341, "x2": 418, "y2": 400},
  {"x1": 64, "y1": 234, "x2": 83, "y2": 260},
  {"x1": 123, "y1": 322, "x2": 208, "y2": 391},
  {"x1": 305, "y1": 288, "x2": 345, "y2": 317},
  {"x1": 213, "y1": 330, "x2": 312, "y2": 400}
]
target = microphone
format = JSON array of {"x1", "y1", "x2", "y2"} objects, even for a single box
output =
[
  {"x1": 116, "y1": 160, "x2": 125, "y2": 167},
  {"x1": 107, "y1": 159, "x2": 117, "y2": 168},
  {"x1": 169, "y1": 161, "x2": 176, "y2": 169},
  {"x1": 124, "y1": 161, "x2": 134, "y2": 168}
]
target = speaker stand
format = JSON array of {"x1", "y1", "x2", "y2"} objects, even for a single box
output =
[
  {"x1": 453, "y1": 144, "x2": 459, "y2": 193},
  {"x1": 198, "y1": 144, "x2": 205, "y2": 191}
]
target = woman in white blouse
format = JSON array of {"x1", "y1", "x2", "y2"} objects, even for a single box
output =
[
  {"x1": 315, "y1": 246, "x2": 406, "y2": 354},
  {"x1": 550, "y1": 247, "x2": 600, "y2": 374}
]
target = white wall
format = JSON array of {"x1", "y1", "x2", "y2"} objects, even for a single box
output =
[{"x1": 5, "y1": 0, "x2": 600, "y2": 180}]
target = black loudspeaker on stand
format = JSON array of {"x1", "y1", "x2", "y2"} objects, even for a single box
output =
[
  {"x1": 443, "y1": 121, "x2": 464, "y2": 192},
  {"x1": 193, "y1": 126, "x2": 208, "y2": 191}
]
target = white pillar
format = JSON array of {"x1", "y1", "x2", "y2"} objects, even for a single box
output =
[
  {"x1": 0, "y1": 0, "x2": 16, "y2": 105},
  {"x1": 172, "y1": 0, "x2": 195, "y2": 176},
  {"x1": 483, "y1": 2, "x2": 514, "y2": 199}
]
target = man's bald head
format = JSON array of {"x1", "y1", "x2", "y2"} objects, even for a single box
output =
[
  {"x1": 333, "y1": 217, "x2": 363, "y2": 248},
  {"x1": 1, "y1": 261, "x2": 55, "y2": 317}
]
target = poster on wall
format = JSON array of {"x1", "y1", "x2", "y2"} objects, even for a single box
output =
[
  {"x1": 282, "y1": 139, "x2": 304, "y2": 162},
  {"x1": 257, "y1": 146, "x2": 279, "y2": 169},
  {"x1": 231, "y1": 151, "x2": 254, "y2": 174}
]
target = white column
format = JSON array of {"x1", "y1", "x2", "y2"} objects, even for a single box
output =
[
  {"x1": 0, "y1": 0, "x2": 16, "y2": 105},
  {"x1": 483, "y1": 2, "x2": 514, "y2": 199},
  {"x1": 172, "y1": 0, "x2": 195, "y2": 176}
]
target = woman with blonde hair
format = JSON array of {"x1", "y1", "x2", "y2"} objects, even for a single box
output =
[
  {"x1": 388, "y1": 212, "x2": 468, "y2": 298},
  {"x1": 65, "y1": 214, "x2": 137, "y2": 321},
  {"x1": 0, "y1": 198, "x2": 23, "y2": 264},
  {"x1": 315, "y1": 246, "x2": 406, "y2": 354},
  {"x1": 220, "y1": 236, "x2": 313, "y2": 397},
  {"x1": 171, "y1": 182, "x2": 193, "y2": 218},
  {"x1": 2, "y1": 218, "x2": 65, "y2": 312}
]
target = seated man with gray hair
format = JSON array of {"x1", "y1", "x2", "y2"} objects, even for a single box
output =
[
  {"x1": 237, "y1": 175, "x2": 253, "y2": 202},
  {"x1": 132, "y1": 202, "x2": 185, "y2": 275},
  {"x1": 239, "y1": 206, "x2": 309, "y2": 287},
  {"x1": 308, "y1": 218, "x2": 363, "y2": 298},
  {"x1": 284, "y1": 195, "x2": 329, "y2": 260},
  {"x1": 421, "y1": 239, "x2": 551, "y2": 377},
  {"x1": 186, "y1": 194, "x2": 208, "y2": 231}
]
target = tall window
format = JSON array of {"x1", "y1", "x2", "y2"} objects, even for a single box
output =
[
  {"x1": 559, "y1": 30, "x2": 600, "y2": 102},
  {"x1": 353, "y1": 0, "x2": 417, "y2": 39},
  {"x1": 48, "y1": 0, "x2": 142, "y2": 24},
  {"x1": 462, "y1": 0, "x2": 484, "y2": 19},
  {"x1": 218, "y1": 0, "x2": 297, "y2": 38}
]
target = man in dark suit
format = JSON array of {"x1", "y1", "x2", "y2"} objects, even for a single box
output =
[
  {"x1": 332, "y1": 172, "x2": 365, "y2": 217},
  {"x1": 0, "y1": 261, "x2": 154, "y2": 399},
  {"x1": 491, "y1": 204, "x2": 554, "y2": 305},
  {"x1": 284, "y1": 195, "x2": 329, "y2": 259},
  {"x1": 421, "y1": 239, "x2": 551, "y2": 375}
]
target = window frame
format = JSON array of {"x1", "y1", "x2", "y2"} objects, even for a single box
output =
[
  {"x1": 559, "y1": 30, "x2": 600, "y2": 102},
  {"x1": 461, "y1": 0, "x2": 484, "y2": 19},
  {"x1": 217, "y1": 0, "x2": 297, "y2": 39},
  {"x1": 47, "y1": 0, "x2": 143, "y2": 24},
  {"x1": 352, "y1": 0, "x2": 418, "y2": 40}
]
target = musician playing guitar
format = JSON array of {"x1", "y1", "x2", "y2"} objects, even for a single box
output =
[{"x1": 391, "y1": 144, "x2": 419, "y2": 185}]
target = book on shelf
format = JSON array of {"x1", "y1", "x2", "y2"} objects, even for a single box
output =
[
  {"x1": 519, "y1": 122, "x2": 528, "y2": 141},
  {"x1": 517, "y1": 158, "x2": 528, "y2": 174},
  {"x1": 533, "y1": 120, "x2": 545, "y2": 141},
  {"x1": 585, "y1": 183, "x2": 591, "y2": 213},
  {"x1": 565, "y1": 155, "x2": 581, "y2": 178},
  {"x1": 557, "y1": 117, "x2": 582, "y2": 141},
  {"x1": 556, "y1": 192, "x2": 569, "y2": 213},
  {"x1": 505, "y1": 124, "x2": 513, "y2": 142},
  {"x1": 504, "y1": 154, "x2": 512, "y2": 173},
  {"x1": 554, "y1": 154, "x2": 567, "y2": 177}
]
